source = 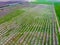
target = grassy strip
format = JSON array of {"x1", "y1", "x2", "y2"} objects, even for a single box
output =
[
  {"x1": 58, "y1": 34, "x2": 60, "y2": 45},
  {"x1": 0, "y1": 9, "x2": 25, "y2": 24},
  {"x1": 31, "y1": 2, "x2": 52, "y2": 5},
  {"x1": 56, "y1": 25, "x2": 60, "y2": 45},
  {"x1": 54, "y1": 2, "x2": 60, "y2": 45},
  {"x1": 54, "y1": 2, "x2": 60, "y2": 26}
]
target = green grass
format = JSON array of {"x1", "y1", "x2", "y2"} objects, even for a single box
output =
[
  {"x1": 54, "y1": 2, "x2": 60, "y2": 26},
  {"x1": 54, "y1": 2, "x2": 60, "y2": 45},
  {"x1": 0, "y1": 9, "x2": 25, "y2": 24},
  {"x1": 31, "y1": 2, "x2": 52, "y2": 5}
]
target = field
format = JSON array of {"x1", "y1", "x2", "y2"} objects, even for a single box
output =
[{"x1": 0, "y1": 3, "x2": 60, "y2": 45}]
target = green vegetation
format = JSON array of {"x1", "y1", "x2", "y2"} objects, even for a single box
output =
[
  {"x1": 31, "y1": 2, "x2": 52, "y2": 5},
  {"x1": 0, "y1": 9, "x2": 25, "y2": 24},
  {"x1": 54, "y1": 2, "x2": 60, "y2": 26},
  {"x1": 54, "y1": 2, "x2": 60, "y2": 45}
]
